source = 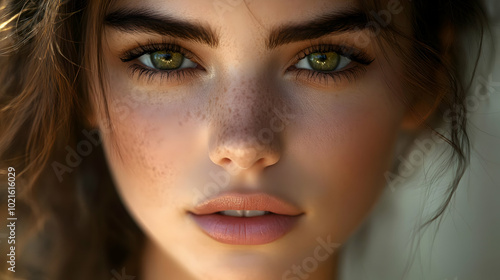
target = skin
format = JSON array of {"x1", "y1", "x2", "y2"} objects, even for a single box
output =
[{"x1": 90, "y1": 0, "x2": 421, "y2": 279}]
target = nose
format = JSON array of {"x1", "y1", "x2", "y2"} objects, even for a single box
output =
[{"x1": 208, "y1": 78, "x2": 284, "y2": 172}]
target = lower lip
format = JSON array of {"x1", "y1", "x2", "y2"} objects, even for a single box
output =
[{"x1": 189, "y1": 213, "x2": 302, "y2": 245}]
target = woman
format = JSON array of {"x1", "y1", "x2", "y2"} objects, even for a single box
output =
[{"x1": 0, "y1": 0, "x2": 489, "y2": 279}]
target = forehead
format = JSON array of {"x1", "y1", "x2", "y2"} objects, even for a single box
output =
[
  {"x1": 109, "y1": 0, "x2": 356, "y2": 25},
  {"x1": 106, "y1": 0, "x2": 411, "y2": 41}
]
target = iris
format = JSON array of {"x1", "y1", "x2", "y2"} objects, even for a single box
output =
[
  {"x1": 307, "y1": 52, "x2": 340, "y2": 71},
  {"x1": 150, "y1": 51, "x2": 184, "y2": 70}
]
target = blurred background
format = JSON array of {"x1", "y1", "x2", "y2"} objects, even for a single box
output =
[{"x1": 340, "y1": 1, "x2": 500, "y2": 279}]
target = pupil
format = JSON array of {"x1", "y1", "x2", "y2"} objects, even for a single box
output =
[
  {"x1": 159, "y1": 53, "x2": 172, "y2": 62},
  {"x1": 308, "y1": 52, "x2": 340, "y2": 71},
  {"x1": 151, "y1": 51, "x2": 183, "y2": 70},
  {"x1": 317, "y1": 54, "x2": 327, "y2": 62}
]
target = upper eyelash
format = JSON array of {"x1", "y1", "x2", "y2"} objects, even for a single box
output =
[
  {"x1": 294, "y1": 44, "x2": 374, "y2": 66},
  {"x1": 119, "y1": 41, "x2": 196, "y2": 63},
  {"x1": 285, "y1": 44, "x2": 374, "y2": 86},
  {"x1": 119, "y1": 42, "x2": 374, "y2": 85},
  {"x1": 119, "y1": 41, "x2": 202, "y2": 82}
]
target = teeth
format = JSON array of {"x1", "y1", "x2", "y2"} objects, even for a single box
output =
[
  {"x1": 221, "y1": 210, "x2": 244, "y2": 217},
  {"x1": 244, "y1": 210, "x2": 268, "y2": 217},
  {"x1": 219, "y1": 210, "x2": 270, "y2": 217}
]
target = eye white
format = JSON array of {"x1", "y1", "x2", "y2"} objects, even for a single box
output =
[
  {"x1": 137, "y1": 53, "x2": 198, "y2": 69},
  {"x1": 295, "y1": 54, "x2": 352, "y2": 71}
]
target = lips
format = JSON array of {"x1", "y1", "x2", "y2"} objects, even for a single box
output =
[
  {"x1": 188, "y1": 191, "x2": 304, "y2": 245},
  {"x1": 190, "y1": 192, "x2": 303, "y2": 216}
]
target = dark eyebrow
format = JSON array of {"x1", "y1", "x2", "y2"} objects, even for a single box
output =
[
  {"x1": 104, "y1": 9, "x2": 219, "y2": 48},
  {"x1": 104, "y1": 8, "x2": 369, "y2": 50},
  {"x1": 267, "y1": 9, "x2": 370, "y2": 50}
]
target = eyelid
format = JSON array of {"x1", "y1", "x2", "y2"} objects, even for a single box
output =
[
  {"x1": 119, "y1": 41, "x2": 204, "y2": 83},
  {"x1": 119, "y1": 41, "x2": 374, "y2": 85},
  {"x1": 293, "y1": 44, "x2": 374, "y2": 66},
  {"x1": 287, "y1": 44, "x2": 374, "y2": 87},
  {"x1": 295, "y1": 55, "x2": 352, "y2": 71},
  {"x1": 119, "y1": 41, "x2": 201, "y2": 65},
  {"x1": 137, "y1": 53, "x2": 198, "y2": 70}
]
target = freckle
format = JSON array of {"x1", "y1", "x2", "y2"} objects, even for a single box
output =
[
  {"x1": 223, "y1": 87, "x2": 227, "y2": 93},
  {"x1": 178, "y1": 121, "x2": 183, "y2": 126},
  {"x1": 184, "y1": 111, "x2": 192, "y2": 122}
]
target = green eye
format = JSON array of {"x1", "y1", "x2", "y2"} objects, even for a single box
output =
[
  {"x1": 150, "y1": 51, "x2": 184, "y2": 70},
  {"x1": 307, "y1": 52, "x2": 340, "y2": 71},
  {"x1": 138, "y1": 50, "x2": 197, "y2": 70},
  {"x1": 296, "y1": 51, "x2": 351, "y2": 72}
]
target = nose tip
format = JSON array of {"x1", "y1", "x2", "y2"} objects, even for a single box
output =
[
  {"x1": 209, "y1": 140, "x2": 281, "y2": 171},
  {"x1": 207, "y1": 77, "x2": 287, "y2": 173}
]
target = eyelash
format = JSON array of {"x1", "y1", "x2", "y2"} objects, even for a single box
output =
[
  {"x1": 289, "y1": 44, "x2": 374, "y2": 85},
  {"x1": 119, "y1": 42, "x2": 374, "y2": 85},
  {"x1": 120, "y1": 41, "x2": 202, "y2": 83}
]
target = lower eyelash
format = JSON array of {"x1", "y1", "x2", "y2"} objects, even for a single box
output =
[
  {"x1": 289, "y1": 44, "x2": 374, "y2": 86},
  {"x1": 128, "y1": 64, "x2": 200, "y2": 83},
  {"x1": 129, "y1": 63, "x2": 367, "y2": 85},
  {"x1": 291, "y1": 66, "x2": 368, "y2": 86}
]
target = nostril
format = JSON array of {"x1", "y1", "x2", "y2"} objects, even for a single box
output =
[
  {"x1": 208, "y1": 119, "x2": 283, "y2": 171},
  {"x1": 220, "y1": 158, "x2": 231, "y2": 166}
]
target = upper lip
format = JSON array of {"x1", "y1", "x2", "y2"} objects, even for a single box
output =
[{"x1": 190, "y1": 191, "x2": 304, "y2": 216}]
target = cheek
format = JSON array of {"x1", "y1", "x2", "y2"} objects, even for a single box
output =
[
  {"x1": 286, "y1": 77, "x2": 406, "y2": 240},
  {"x1": 96, "y1": 36, "x2": 409, "y2": 247},
  {"x1": 97, "y1": 77, "x2": 206, "y2": 216}
]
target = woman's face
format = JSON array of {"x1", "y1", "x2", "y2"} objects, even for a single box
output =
[{"x1": 93, "y1": 0, "x2": 414, "y2": 279}]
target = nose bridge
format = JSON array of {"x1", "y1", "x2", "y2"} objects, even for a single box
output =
[{"x1": 208, "y1": 76, "x2": 283, "y2": 171}]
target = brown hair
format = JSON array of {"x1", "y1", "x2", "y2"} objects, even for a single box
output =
[
  {"x1": 0, "y1": 1, "x2": 143, "y2": 279},
  {"x1": 362, "y1": 0, "x2": 487, "y2": 227},
  {"x1": 0, "y1": 0, "x2": 487, "y2": 279}
]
